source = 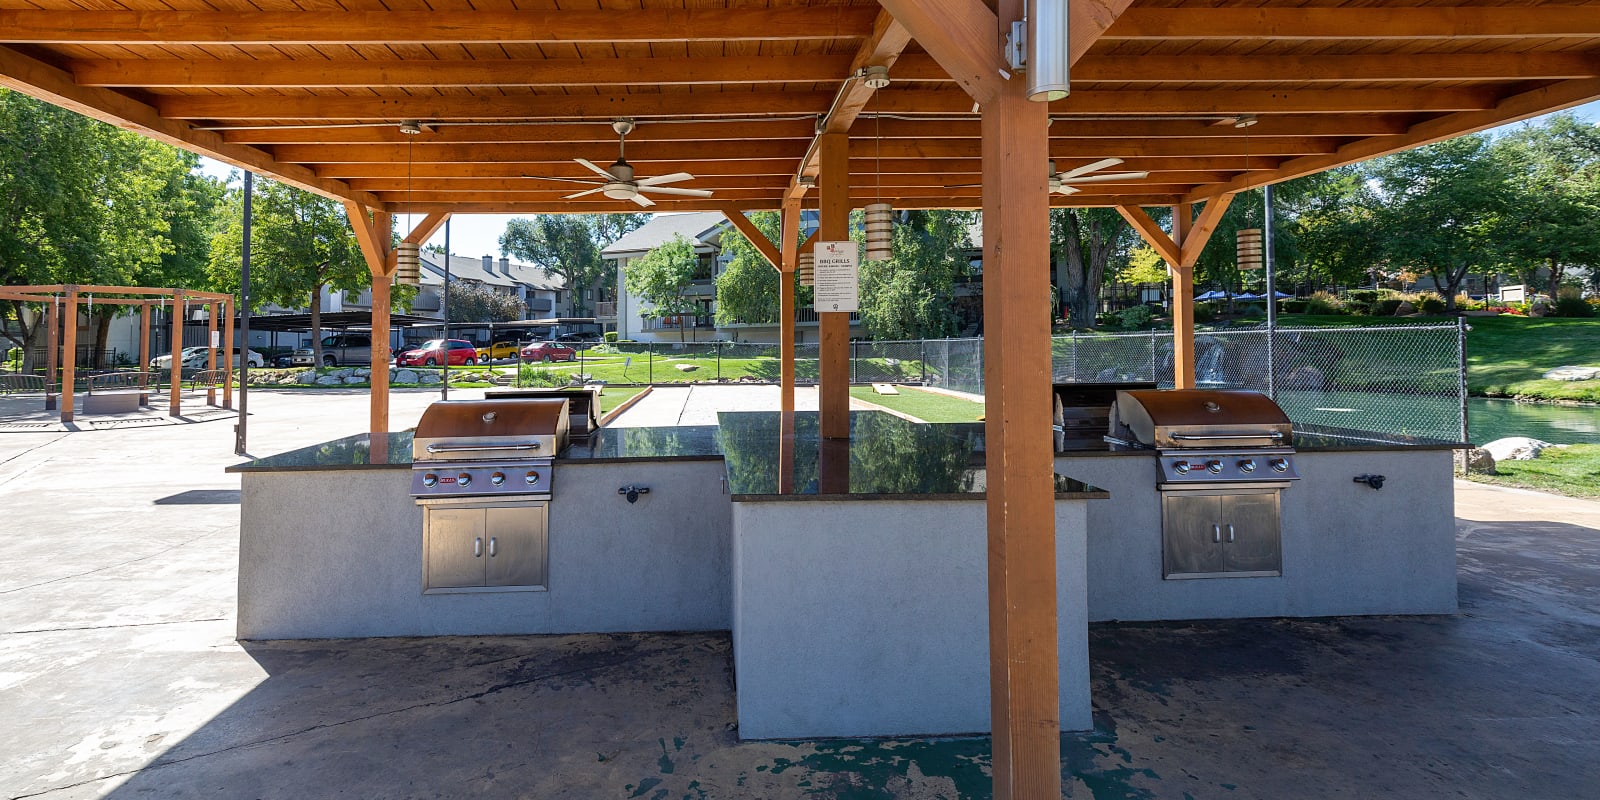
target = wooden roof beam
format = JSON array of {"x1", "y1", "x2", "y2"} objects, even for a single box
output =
[
  {"x1": 1103, "y1": 7, "x2": 1600, "y2": 40},
  {"x1": 382, "y1": 195, "x2": 1185, "y2": 214},
  {"x1": 1116, "y1": 206, "x2": 1179, "y2": 265},
  {"x1": 220, "y1": 119, "x2": 821, "y2": 146},
  {"x1": 874, "y1": 0, "x2": 1008, "y2": 106},
  {"x1": 1072, "y1": 53, "x2": 1600, "y2": 84},
  {"x1": 719, "y1": 207, "x2": 783, "y2": 270},
  {"x1": 869, "y1": 87, "x2": 1502, "y2": 115},
  {"x1": 0, "y1": 45, "x2": 379, "y2": 209},
  {"x1": 402, "y1": 212, "x2": 449, "y2": 247},
  {"x1": 158, "y1": 92, "x2": 836, "y2": 121},
  {"x1": 344, "y1": 203, "x2": 393, "y2": 277},
  {"x1": 790, "y1": 10, "x2": 914, "y2": 200},
  {"x1": 0, "y1": 8, "x2": 878, "y2": 44},
  {"x1": 1184, "y1": 77, "x2": 1600, "y2": 202}
]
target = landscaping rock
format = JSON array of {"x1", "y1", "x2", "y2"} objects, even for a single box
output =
[
  {"x1": 675, "y1": 364, "x2": 699, "y2": 372},
  {"x1": 344, "y1": 376, "x2": 365, "y2": 385},
  {"x1": 1464, "y1": 447, "x2": 1497, "y2": 475},
  {"x1": 332, "y1": 368, "x2": 354, "y2": 379},
  {"x1": 395, "y1": 369, "x2": 419, "y2": 384},
  {"x1": 353, "y1": 368, "x2": 371, "y2": 378},
  {"x1": 1394, "y1": 301, "x2": 1417, "y2": 316},
  {"x1": 1482, "y1": 436, "x2": 1560, "y2": 462},
  {"x1": 1529, "y1": 299, "x2": 1554, "y2": 318},
  {"x1": 315, "y1": 375, "x2": 344, "y2": 386},
  {"x1": 296, "y1": 370, "x2": 317, "y2": 384},
  {"x1": 418, "y1": 372, "x2": 442, "y2": 384},
  {"x1": 1542, "y1": 366, "x2": 1600, "y2": 382}
]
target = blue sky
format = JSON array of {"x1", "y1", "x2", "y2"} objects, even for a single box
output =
[{"x1": 199, "y1": 99, "x2": 1600, "y2": 260}]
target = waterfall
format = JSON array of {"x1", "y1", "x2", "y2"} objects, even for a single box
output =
[{"x1": 1196, "y1": 345, "x2": 1226, "y2": 385}]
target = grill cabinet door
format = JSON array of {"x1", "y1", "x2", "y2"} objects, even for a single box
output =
[
  {"x1": 426, "y1": 507, "x2": 485, "y2": 590},
  {"x1": 1221, "y1": 492, "x2": 1282, "y2": 575},
  {"x1": 1162, "y1": 493, "x2": 1224, "y2": 578},
  {"x1": 483, "y1": 504, "x2": 548, "y2": 588}
]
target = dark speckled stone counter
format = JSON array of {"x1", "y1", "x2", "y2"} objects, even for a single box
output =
[
  {"x1": 227, "y1": 432, "x2": 414, "y2": 472},
  {"x1": 718, "y1": 411, "x2": 1107, "y2": 501}
]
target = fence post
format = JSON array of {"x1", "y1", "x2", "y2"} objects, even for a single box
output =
[
  {"x1": 1149, "y1": 330, "x2": 1158, "y2": 383},
  {"x1": 648, "y1": 342, "x2": 654, "y2": 385},
  {"x1": 716, "y1": 341, "x2": 722, "y2": 381},
  {"x1": 850, "y1": 340, "x2": 858, "y2": 384},
  {"x1": 1070, "y1": 329, "x2": 1078, "y2": 382},
  {"x1": 920, "y1": 340, "x2": 928, "y2": 385},
  {"x1": 1458, "y1": 317, "x2": 1469, "y2": 445}
]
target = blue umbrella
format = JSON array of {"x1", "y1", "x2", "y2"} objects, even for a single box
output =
[
  {"x1": 1235, "y1": 292, "x2": 1263, "y2": 301},
  {"x1": 1194, "y1": 290, "x2": 1226, "y2": 301}
]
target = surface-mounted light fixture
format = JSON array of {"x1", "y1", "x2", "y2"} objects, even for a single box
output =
[
  {"x1": 862, "y1": 65, "x2": 891, "y2": 90},
  {"x1": 1233, "y1": 114, "x2": 1260, "y2": 129},
  {"x1": 1026, "y1": 0, "x2": 1070, "y2": 102},
  {"x1": 398, "y1": 120, "x2": 423, "y2": 135}
]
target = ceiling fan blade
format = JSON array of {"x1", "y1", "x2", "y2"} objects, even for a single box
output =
[
  {"x1": 639, "y1": 185, "x2": 714, "y2": 198},
  {"x1": 1055, "y1": 184, "x2": 1081, "y2": 195},
  {"x1": 574, "y1": 158, "x2": 614, "y2": 179},
  {"x1": 522, "y1": 175, "x2": 603, "y2": 186},
  {"x1": 563, "y1": 187, "x2": 606, "y2": 199},
  {"x1": 638, "y1": 172, "x2": 695, "y2": 187},
  {"x1": 1057, "y1": 157, "x2": 1125, "y2": 180},
  {"x1": 1060, "y1": 170, "x2": 1150, "y2": 184},
  {"x1": 630, "y1": 193, "x2": 656, "y2": 208},
  {"x1": 943, "y1": 182, "x2": 982, "y2": 189}
]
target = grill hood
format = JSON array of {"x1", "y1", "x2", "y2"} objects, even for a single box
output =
[
  {"x1": 413, "y1": 398, "x2": 571, "y2": 462},
  {"x1": 1113, "y1": 389, "x2": 1291, "y2": 450}
]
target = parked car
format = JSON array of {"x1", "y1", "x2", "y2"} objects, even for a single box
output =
[
  {"x1": 229, "y1": 347, "x2": 266, "y2": 368},
  {"x1": 520, "y1": 341, "x2": 577, "y2": 362},
  {"x1": 149, "y1": 346, "x2": 210, "y2": 371},
  {"x1": 555, "y1": 331, "x2": 603, "y2": 344},
  {"x1": 397, "y1": 339, "x2": 479, "y2": 367},
  {"x1": 475, "y1": 341, "x2": 521, "y2": 362},
  {"x1": 291, "y1": 333, "x2": 372, "y2": 367}
]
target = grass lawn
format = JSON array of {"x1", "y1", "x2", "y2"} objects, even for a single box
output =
[
  {"x1": 596, "y1": 386, "x2": 646, "y2": 414},
  {"x1": 1467, "y1": 444, "x2": 1600, "y2": 500},
  {"x1": 518, "y1": 352, "x2": 926, "y2": 386},
  {"x1": 850, "y1": 386, "x2": 985, "y2": 423},
  {"x1": 1267, "y1": 314, "x2": 1600, "y2": 403}
]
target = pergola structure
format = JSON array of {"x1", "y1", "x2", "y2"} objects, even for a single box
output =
[
  {"x1": 0, "y1": 285, "x2": 234, "y2": 422},
  {"x1": 4, "y1": 1, "x2": 1595, "y2": 794}
]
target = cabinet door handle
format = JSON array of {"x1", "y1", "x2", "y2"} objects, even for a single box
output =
[
  {"x1": 1212, "y1": 524, "x2": 1221, "y2": 543},
  {"x1": 474, "y1": 537, "x2": 482, "y2": 557},
  {"x1": 1226, "y1": 524, "x2": 1236, "y2": 543},
  {"x1": 488, "y1": 537, "x2": 497, "y2": 557}
]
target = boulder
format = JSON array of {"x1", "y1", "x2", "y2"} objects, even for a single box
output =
[
  {"x1": 1482, "y1": 436, "x2": 1560, "y2": 462},
  {"x1": 418, "y1": 372, "x2": 443, "y2": 384},
  {"x1": 352, "y1": 368, "x2": 371, "y2": 378},
  {"x1": 1529, "y1": 299, "x2": 1553, "y2": 318},
  {"x1": 1394, "y1": 301, "x2": 1417, "y2": 316},
  {"x1": 395, "y1": 369, "x2": 419, "y2": 384},
  {"x1": 296, "y1": 371, "x2": 317, "y2": 384},
  {"x1": 315, "y1": 375, "x2": 344, "y2": 386},
  {"x1": 344, "y1": 376, "x2": 365, "y2": 385},
  {"x1": 332, "y1": 368, "x2": 354, "y2": 379},
  {"x1": 675, "y1": 363, "x2": 699, "y2": 372},
  {"x1": 1464, "y1": 447, "x2": 1497, "y2": 475},
  {"x1": 1542, "y1": 365, "x2": 1600, "y2": 382}
]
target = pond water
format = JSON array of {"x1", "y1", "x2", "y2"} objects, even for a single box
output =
[{"x1": 1469, "y1": 398, "x2": 1600, "y2": 445}]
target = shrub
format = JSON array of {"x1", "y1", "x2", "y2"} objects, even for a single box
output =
[
  {"x1": 518, "y1": 363, "x2": 569, "y2": 387},
  {"x1": 1554, "y1": 295, "x2": 1596, "y2": 317},
  {"x1": 603, "y1": 331, "x2": 619, "y2": 343},
  {"x1": 1281, "y1": 299, "x2": 1309, "y2": 314},
  {"x1": 1305, "y1": 290, "x2": 1345, "y2": 315},
  {"x1": 1374, "y1": 298, "x2": 1404, "y2": 316},
  {"x1": 1415, "y1": 293, "x2": 1447, "y2": 314},
  {"x1": 1238, "y1": 305, "x2": 1265, "y2": 320},
  {"x1": 1193, "y1": 302, "x2": 1218, "y2": 323},
  {"x1": 1344, "y1": 300, "x2": 1373, "y2": 316},
  {"x1": 1115, "y1": 305, "x2": 1154, "y2": 331},
  {"x1": 1346, "y1": 289, "x2": 1379, "y2": 305}
]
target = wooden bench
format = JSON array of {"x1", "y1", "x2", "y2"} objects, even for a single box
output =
[
  {"x1": 84, "y1": 372, "x2": 155, "y2": 413},
  {"x1": 0, "y1": 374, "x2": 46, "y2": 395}
]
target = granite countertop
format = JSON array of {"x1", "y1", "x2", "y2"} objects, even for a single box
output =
[
  {"x1": 1052, "y1": 423, "x2": 1466, "y2": 457},
  {"x1": 718, "y1": 411, "x2": 1107, "y2": 502},
  {"x1": 227, "y1": 432, "x2": 415, "y2": 473}
]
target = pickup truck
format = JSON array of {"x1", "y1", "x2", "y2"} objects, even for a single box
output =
[{"x1": 291, "y1": 333, "x2": 373, "y2": 367}]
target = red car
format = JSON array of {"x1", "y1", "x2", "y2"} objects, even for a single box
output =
[
  {"x1": 520, "y1": 340, "x2": 577, "y2": 363},
  {"x1": 397, "y1": 339, "x2": 479, "y2": 367}
]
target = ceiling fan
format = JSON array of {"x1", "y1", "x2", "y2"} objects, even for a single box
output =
[
  {"x1": 946, "y1": 158, "x2": 1150, "y2": 195},
  {"x1": 522, "y1": 119, "x2": 712, "y2": 207}
]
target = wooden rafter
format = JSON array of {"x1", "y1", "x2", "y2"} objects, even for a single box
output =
[
  {"x1": 344, "y1": 203, "x2": 393, "y2": 277},
  {"x1": 402, "y1": 212, "x2": 450, "y2": 247},
  {"x1": 156, "y1": 92, "x2": 837, "y2": 121},
  {"x1": 0, "y1": 8, "x2": 878, "y2": 44},
  {"x1": 791, "y1": 9, "x2": 914, "y2": 197},
  {"x1": 1179, "y1": 194, "x2": 1236, "y2": 267},
  {"x1": 864, "y1": 0, "x2": 1008, "y2": 105},
  {"x1": 718, "y1": 208, "x2": 783, "y2": 271},
  {"x1": 1115, "y1": 206, "x2": 1179, "y2": 266},
  {"x1": 1104, "y1": 6, "x2": 1600, "y2": 40}
]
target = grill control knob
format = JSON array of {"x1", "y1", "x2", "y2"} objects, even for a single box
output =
[
  {"x1": 1270, "y1": 458, "x2": 1289, "y2": 473},
  {"x1": 490, "y1": 472, "x2": 506, "y2": 487},
  {"x1": 421, "y1": 473, "x2": 438, "y2": 488},
  {"x1": 457, "y1": 472, "x2": 472, "y2": 487},
  {"x1": 1238, "y1": 459, "x2": 1257, "y2": 473},
  {"x1": 525, "y1": 471, "x2": 541, "y2": 486},
  {"x1": 1206, "y1": 460, "x2": 1224, "y2": 474},
  {"x1": 1172, "y1": 461, "x2": 1191, "y2": 475}
]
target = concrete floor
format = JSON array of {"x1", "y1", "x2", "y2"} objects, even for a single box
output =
[{"x1": 2, "y1": 387, "x2": 1598, "y2": 798}]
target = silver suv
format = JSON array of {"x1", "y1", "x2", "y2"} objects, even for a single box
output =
[{"x1": 291, "y1": 333, "x2": 372, "y2": 367}]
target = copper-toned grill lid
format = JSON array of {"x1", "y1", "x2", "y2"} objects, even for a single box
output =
[
  {"x1": 1114, "y1": 389, "x2": 1291, "y2": 449},
  {"x1": 413, "y1": 398, "x2": 571, "y2": 460}
]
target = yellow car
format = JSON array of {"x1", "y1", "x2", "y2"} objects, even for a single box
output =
[{"x1": 475, "y1": 341, "x2": 521, "y2": 362}]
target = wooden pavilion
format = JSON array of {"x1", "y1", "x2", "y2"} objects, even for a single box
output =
[{"x1": 3, "y1": 0, "x2": 1595, "y2": 794}]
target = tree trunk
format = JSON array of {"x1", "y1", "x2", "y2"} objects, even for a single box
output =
[
  {"x1": 310, "y1": 282, "x2": 324, "y2": 367},
  {"x1": 14, "y1": 306, "x2": 42, "y2": 373},
  {"x1": 1547, "y1": 256, "x2": 1564, "y2": 298},
  {"x1": 1059, "y1": 212, "x2": 1095, "y2": 329},
  {"x1": 91, "y1": 309, "x2": 112, "y2": 368}
]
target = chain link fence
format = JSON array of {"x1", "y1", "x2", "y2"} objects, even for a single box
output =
[{"x1": 515, "y1": 322, "x2": 1466, "y2": 441}]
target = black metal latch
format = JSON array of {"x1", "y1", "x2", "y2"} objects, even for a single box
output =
[
  {"x1": 618, "y1": 485, "x2": 651, "y2": 503},
  {"x1": 1353, "y1": 474, "x2": 1386, "y2": 490}
]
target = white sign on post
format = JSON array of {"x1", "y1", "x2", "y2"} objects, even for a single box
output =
[
  {"x1": 210, "y1": 330, "x2": 220, "y2": 348},
  {"x1": 812, "y1": 240, "x2": 859, "y2": 313}
]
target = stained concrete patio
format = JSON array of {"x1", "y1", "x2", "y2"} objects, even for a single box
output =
[{"x1": 2, "y1": 387, "x2": 1597, "y2": 798}]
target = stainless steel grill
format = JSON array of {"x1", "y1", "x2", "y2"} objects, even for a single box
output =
[{"x1": 410, "y1": 398, "x2": 571, "y2": 593}]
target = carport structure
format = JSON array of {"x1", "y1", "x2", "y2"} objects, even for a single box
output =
[{"x1": 3, "y1": 1, "x2": 1596, "y2": 795}]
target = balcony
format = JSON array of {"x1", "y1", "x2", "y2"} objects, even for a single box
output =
[{"x1": 595, "y1": 301, "x2": 617, "y2": 319}]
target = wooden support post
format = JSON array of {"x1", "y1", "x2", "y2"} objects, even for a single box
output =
[
  {"x1": 44, "y1": 295, "x2": 59, "y2": 411},
  {"x1": 1172, "y1": 203, "x2": 1195, "y2": 389},
  {"x1": 138, "y1": 300, "x2": 151, "y2": 405},
  {"x1": 817, "y1": 132, "x2": 851, "y2": 439},
  {"x1": 205, "y1": 299, "x2": 218, "y2": 406},
  {"x1": 981, "y1": 45, "x2": 1061, "y2": 800},
  {"x1": 369, "y1": 210, "x2": 394, "y2": 436},
  {"x1": 169, "y1": 291, "x2": 184, "y2": 416},
  {"x1": 60, "y1": 288, "x2": 78, "y2": 423},
  {"x1": 780, "y1": 198, "x2": 800, "y2": 415},
  {"x1": 222, "y1": 297, "x2": 234, "y2": 410}
]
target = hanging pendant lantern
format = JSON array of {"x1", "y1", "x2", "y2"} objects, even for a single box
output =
[
  {"x1": 1236, "y1": 228, "x2": 1264, "y2": 270},
  {"x1": 797, "y1": 252, "x2": 815, "y2": 287},
  {"x1": 395, "y1": 241, "x2": 422, "y2": 285},
  {"x1": 864, "y1": 202, "x2": 894, "y2": 262}
]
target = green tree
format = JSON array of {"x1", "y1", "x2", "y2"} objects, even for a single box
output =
[
  {"x1": 1117, "y1": 246, "x2": 1170, "y2": 286},
  {"x1": 715, "y1": 211, "x2": 783, "y2": 326},
  {"x1": 1281, "y1": 167, "x2": 1384, "y2": 291},
  {"x1": 625, "y1": 234, "x2": 700, "y2": 342},
  {"x1": 445, "y1": 281, "x2": 526, "y2": 323},
  {"x1": 208, "y1": 177, "x2": 372, "y2": 367},
  {"x1": 1368, "y1": 134, "x2": 1512, "y2": 310},
  {"x1": 1493, "y1": 114, "x2": 1600, "y2": 297},
  {"x1": 858, "y1": 210, "x2": 973, "y2": 339},
  {"x1": 1051, "y1": 208, "x2": 1133, "y2": 329},
  {"x1": 499, "y1": 213, "x2": 648, "y2": 316}
]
